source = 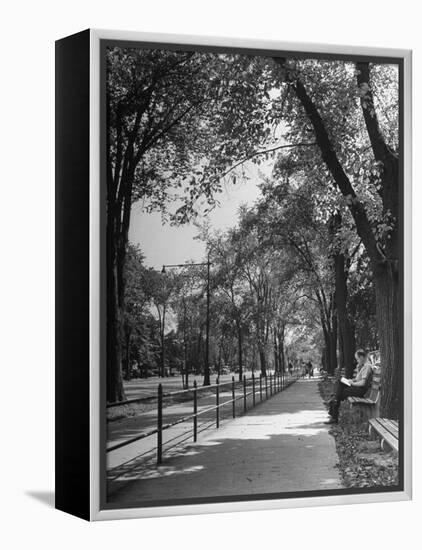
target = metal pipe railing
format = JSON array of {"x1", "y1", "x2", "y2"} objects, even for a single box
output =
[{"x1": 106, "y1": 369, "x2": 301, "y2": 472}]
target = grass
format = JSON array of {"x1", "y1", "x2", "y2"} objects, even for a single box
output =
[
  {"x1": 107, "y1": 386, "x2": 218, "y2": 422},
  {"x1": 107, "y1": 401, "x2": 156, "y2": 422}
]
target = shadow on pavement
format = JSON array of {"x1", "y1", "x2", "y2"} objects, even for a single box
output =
[{"x1": 107, "y1": 380, "x2": 340, "y2": 505}]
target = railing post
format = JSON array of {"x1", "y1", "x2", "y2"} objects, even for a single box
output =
[
  {"x1": 216, "y1": 377, "x2": 220, "y2": 428},
  {"x1": 193, "y1": 380, "x2": 198, "y2": 442},
  {"x1": 252, "y1": 373, "x2": 256, "y2": 407},
  {"x1": 157, "y1": 383, "x2": 163, "y2": 465},
  {"x1": 265, "y1": 374, "x2": 268, "y2": 399},
  {"x1": 232, "y1": 375, "x2": 236, "y2": 418},
  {"x1": 260, "y1": 373, "x2": 263, "y2": 402},
  {"x1": 270, "y1": 372, "x2": 273, "y2": 396},
  {"x1": 243, "y1": 376, "x2": 247, "y2": 413}
]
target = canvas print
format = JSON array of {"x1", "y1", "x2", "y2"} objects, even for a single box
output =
[{"x1": 103, "y1": 42, "x2": 402, "y2": 508}]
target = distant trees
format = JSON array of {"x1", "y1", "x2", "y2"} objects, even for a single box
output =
[
  {"x1": 210, "y1": 232, "x2": 252, "y2": 380},
  {"x1": 205, "y1": 208, "x2": 319, "y2": 378}
]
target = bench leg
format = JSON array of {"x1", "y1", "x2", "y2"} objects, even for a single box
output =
[{"x1": 349, "y1": 404, "x2": 376, "y2": 424}]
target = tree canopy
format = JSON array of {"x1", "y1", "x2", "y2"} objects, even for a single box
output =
[{"x1": 106, "y1": 46, "x2": 400, "y2": 417}]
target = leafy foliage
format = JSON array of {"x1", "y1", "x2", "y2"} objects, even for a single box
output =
[{"x1": 108, "y1": 48, "x2": 399, "y2": 415}]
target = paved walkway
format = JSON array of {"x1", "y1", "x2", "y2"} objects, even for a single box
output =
[
  {"x1": 107, "y1": 378, "x2": 342, "y2": 505},
  {"x1": 107, "y1": 372, "x2": 298, "y2": 469}
]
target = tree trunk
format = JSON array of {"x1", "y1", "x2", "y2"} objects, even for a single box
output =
[
  {"x1": 329, "y1": 317, "x2": 338, "y2": 374},
  {"x1": 196, "y1": 327, "x2": 203, "y2": 375},
  {"x1": 321, "y1": 347, "x2": 328, "y2": 373},
  {"x1": 122, "y1": 326, "x2": 132, "y2": 380},
  {"x1": 237, "y1": 323, "x2": 243, "y2": 381},
  {"x1": 273, "y1": 329, "x2": 278, "y2": 373},
  {"x1": 335, "y1": 253, "x2": 356, "y2": 377},
  {"x1": 281, "y1": 333, "x2": 285, "y2": 373},
  {"x1": 273, "y1": 59, "x2": 400, "y2": 419},
  {"x1": 322, "y1": 324, "x2": 337, "y2": 376},
  {"x1": 278, "y1": 327, "x2": 286, "y2": 372},
  {"x1": 258, "y1": 342, "x2": 267, "y2": 377},
  {"x1": 374, "y1": 262, "x2": 400, "y2": 418},
  {"x1": 106, "y1": 222, "x2": 125, "y2": 403},
  {"x1": 338, "y1": 328, "x2": 344, "y2": 373}
]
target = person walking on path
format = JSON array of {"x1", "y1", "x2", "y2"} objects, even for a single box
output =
[
  {"x1": 307, "y1": 361, "x2": 314, "y2": 378},
  {"x1": 325, "y1": 349, "x2": 372, "y2": 424}
]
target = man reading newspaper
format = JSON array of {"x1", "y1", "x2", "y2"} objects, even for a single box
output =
[{"x1": 325, "y1": 349, "x2": 373, "y2": 424}]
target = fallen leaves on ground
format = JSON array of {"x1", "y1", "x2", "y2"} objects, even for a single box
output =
[{"x1": 318, "y1": 378, "x2": 399, "y2": 489}]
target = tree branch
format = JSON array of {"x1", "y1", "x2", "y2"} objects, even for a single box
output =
[
  {"x1": 273, "y1": 56, "x2": 383, "y2": 264},
  {"x1": 356, "y1": 62, "x2": 399, "y2": 251},
  {"x1": 356, "y1": 62, "x2": 398, "y2": 164},
  {"x1": 220, "y1": 142, "x2": 317, "y2": 180}
]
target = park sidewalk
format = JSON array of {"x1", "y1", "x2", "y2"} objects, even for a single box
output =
[{"x1": 108, "y1": 377, "x2": 342, "y2": 504}]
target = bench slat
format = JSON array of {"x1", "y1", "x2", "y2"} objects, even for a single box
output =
[
  {"x1": 369, "y1": 418, "x2": 399, "y2": 453},
  {"x1": 377, "y1": 418, "x2": 398, "y2": 435},
  {"x1": 380, "y1": 419, "x2": 399, "y2": 437},
  {"x1": 385, "y1": 419, "x2": 398, "y2": 432},
  {"x1": 348, "y1": 397, "x2": 375, "y2": 405},
  {"x1": 377, "y1": 418, "x2": 398, "y2": 433}
]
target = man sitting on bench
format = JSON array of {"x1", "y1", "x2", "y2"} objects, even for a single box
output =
[{"x1": 325, "y1": 349, "x2": 372, "y2": 424}]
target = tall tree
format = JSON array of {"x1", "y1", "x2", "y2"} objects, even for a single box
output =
[
  {"x1": 106, "y1": 48, "x2": 272, "y2": 401},
  {"x1": 255, "y1": 181, "x2": 339, "y2": 374},
  {"x1": 210, "y1": 231, "x2": 253, "y2": 380},
  {"x1": 272, "y1": 58, "x2": 399, "y2": 416}
]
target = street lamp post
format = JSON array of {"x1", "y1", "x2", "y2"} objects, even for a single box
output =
[{"x1": 162, "y1": 257, "x2": 212, "y2": 386}]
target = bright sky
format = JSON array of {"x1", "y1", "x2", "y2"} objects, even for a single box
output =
[{"x1": 129, "y1": 164, "x2": 267, "y2": 269}]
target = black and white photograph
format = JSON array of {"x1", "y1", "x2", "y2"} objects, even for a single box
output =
[
  {"x1": 3, "y1": 0, "x2": 421, "y2": 543},
  {"x1": 103, "y1": 40, "x2": 404, "y2": 508}
]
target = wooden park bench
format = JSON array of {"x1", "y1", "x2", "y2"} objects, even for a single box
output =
[
  {"x1": 368, "y1": 418, "x2": 399, "y2": 453},
  {"x1": 347, "y1": 366, "x2": 381, "y2": 420}
]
